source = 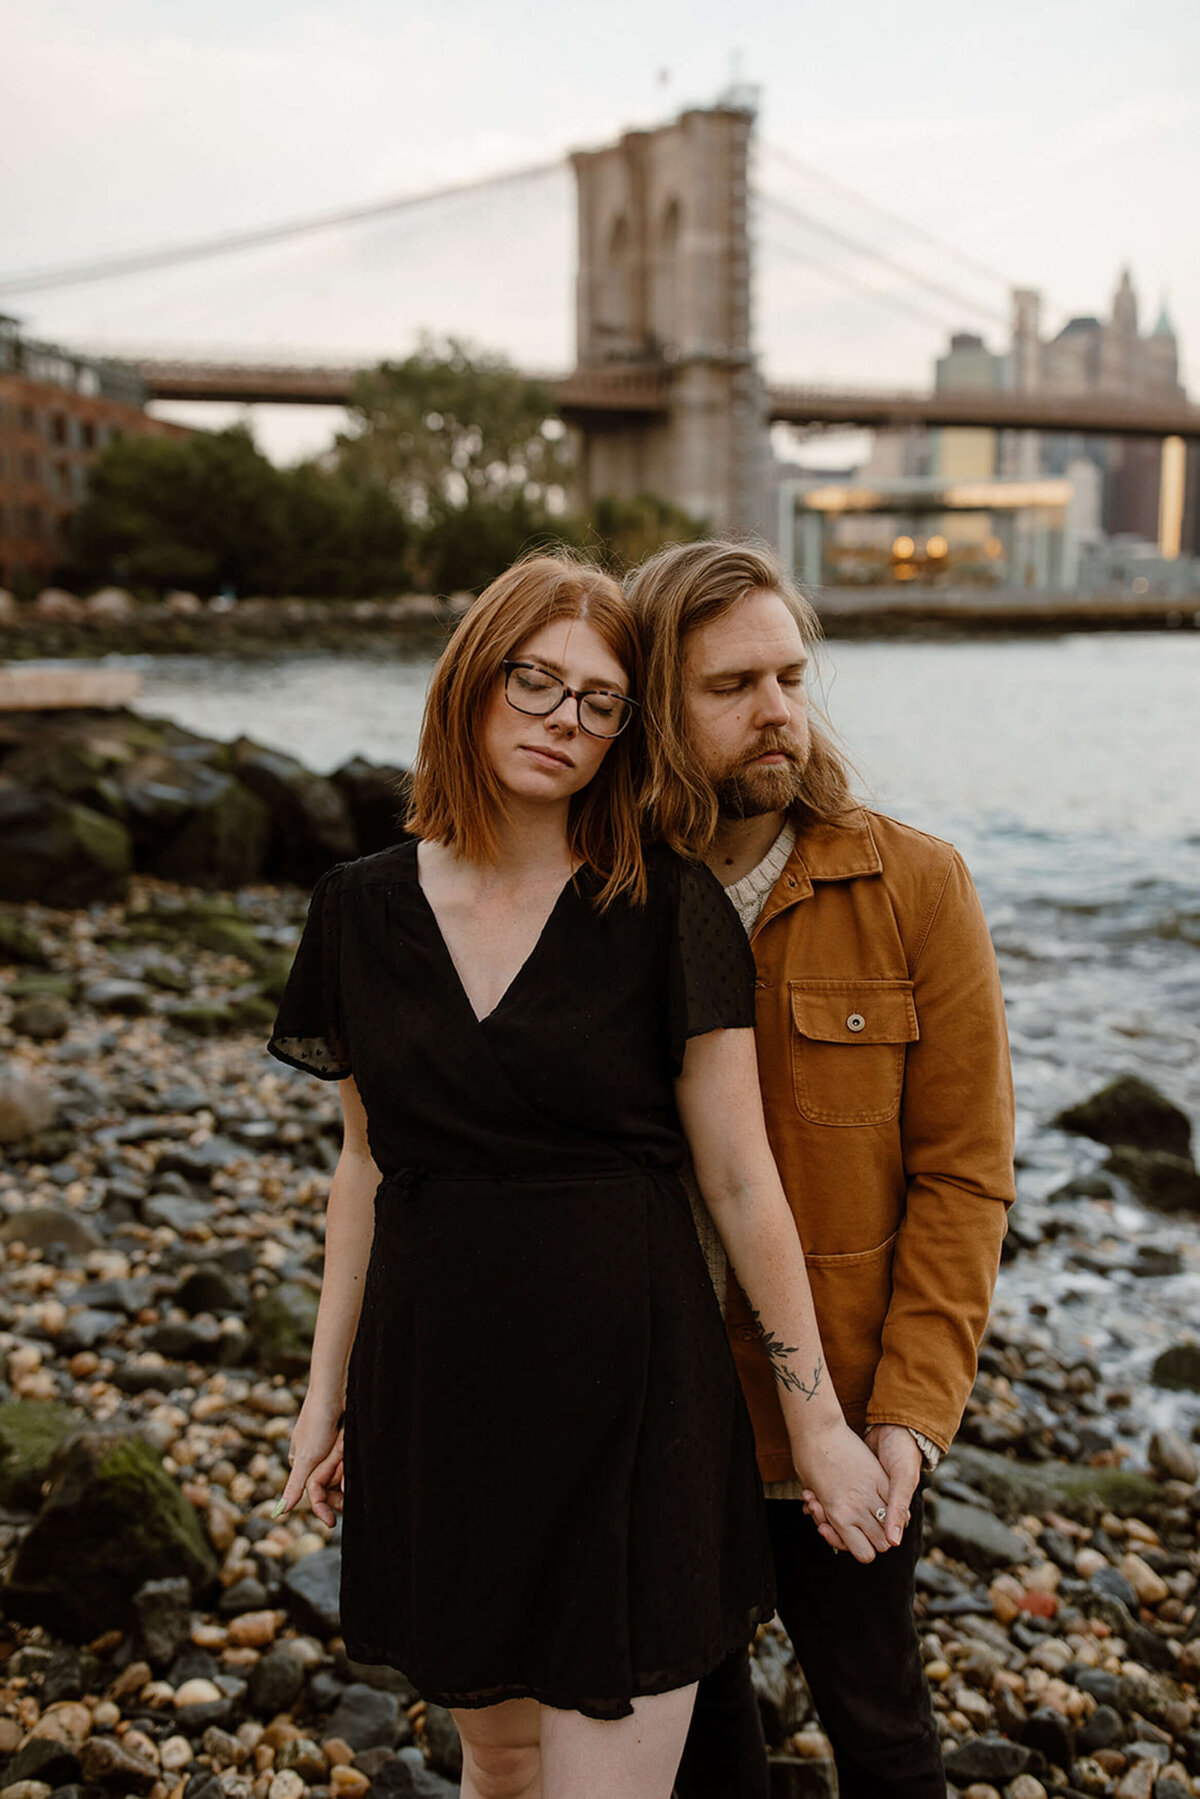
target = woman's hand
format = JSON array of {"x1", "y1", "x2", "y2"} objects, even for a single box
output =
[
  {"x1": 791, "y1": 1420, "x2": 892, "y2": 1563},
  {"x1": 275, "y1": 1398, "x2": 345, "y2": 1528}
]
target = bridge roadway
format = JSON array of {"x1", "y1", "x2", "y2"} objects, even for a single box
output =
[{"x1": 136, "y1": 358, "x2": 1200, "y2": 441}]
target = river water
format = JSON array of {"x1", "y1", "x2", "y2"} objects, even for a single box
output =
[{"x1": 121, "y1": 632, "x2": 1200, "y2": 1450}]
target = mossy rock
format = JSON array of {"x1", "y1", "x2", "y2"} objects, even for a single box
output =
[
  {"x1": 2, "y1": 1429, "x2": 218, "y2": 1640},
  {"x1": 229, "y1": 993, "x2": 278, "y2": 1032},
  {"x1": 1054, "y1": 1075, "x2": 1192, "y2": 1158},
  {"x1": 251, "y1": 1282, "x2": 320, "y2": 1376},
  {"x1": 0, "y1": 792, "x2": 131, "y2": 907},
  {"x1": 8, "y1": 972, "x2": 76, "y2": 998},
  {"x1": 126, "y1": 903, "x2": 267, "y2": 963},
  {"x1": 252, "y1": 948, "x2": 296, "y2": 1003},
  {"x1": 1107, "y1": 1147, "x2": 1200, "y2": 1214},
  {"x1": 168, "y1": 999, "x2": 235, "y2": 1037},
  {"x1": 0, "y1": 912, "x2": 50, "y2": 966},
  {"x1": 142, "y1": 959, "x2": 192, "y2": 993},
  {"x1": 0, "y1": 1399, "x2": 80, "y2": 1509},
  {"x1": 943, "y1": 1442, "x2": 1159, "y2": 1523},
  {"x1": 1151, "y1": 1342, "x2": 1200, "y2": 1392},
  {"x1": 145, "y1": 773, "x2": 270, "y2": 891}
]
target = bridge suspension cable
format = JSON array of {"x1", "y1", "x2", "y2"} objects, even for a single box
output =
[
  {"x1": 761, "y1": 141, "x2": 1016, "y2": 293},
  {"x1": 758, "y1": 236, "x2": 963, "y2": 334},
  {"x1": 0, "y1": 158, "x2": 565, "y2": 301},
  {"x1": 753, "y1": 191, "x2": 1010, "y2": 329}
]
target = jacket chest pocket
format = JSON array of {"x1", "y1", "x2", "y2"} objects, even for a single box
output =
[{"x1": 789, "y1": 979, "x2": 918, "y2": 1126}]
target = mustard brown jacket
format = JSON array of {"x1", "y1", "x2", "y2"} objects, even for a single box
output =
[{"x1": 724, "y1": 808, "x2": 1015, "y2": 1481}]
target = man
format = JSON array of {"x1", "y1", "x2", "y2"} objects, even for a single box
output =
[{"x1": 626, "y1": 540, "x2": 1015, "y2": 1799}]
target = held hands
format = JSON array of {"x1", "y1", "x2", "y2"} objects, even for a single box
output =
[
  {"x1": 274, "y1": 1397, "x2": 345, "y2": 1528},
  {"x1": 801, "y1": 1423, "x2": 922, "y2": 1557},
  {"x1": 792, "y1": 1419, "x2": 893, "y2": 1562}
]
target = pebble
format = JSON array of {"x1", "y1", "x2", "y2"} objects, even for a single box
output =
[
  {"x1": 160, "y1": 1737, "x2": 194, "y2": 1771},
  {"x1": 1119, "y1": 1551, "x2": 1170, "y2": 1606},
  {"x1": 226, "y1": 1610, "x2": 279, "y2": 1648},
  {"x1": 267, "y1": 1773, "x2": 305, "y2": 1799},
  {"x1": 329, "y1": 1768, "x2": 371, "y2": 1799},
  {"x1": 173, "y1": 1678, "x2": 224, "y2": 1709}
]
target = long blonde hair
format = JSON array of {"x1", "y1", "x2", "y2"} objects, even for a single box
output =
[
  {"x1": 625, "y1": 538, "x2": 858, "y2": 857},
  {"x1": 407, "y1": 552, "x2": 647, "y2": 908}
]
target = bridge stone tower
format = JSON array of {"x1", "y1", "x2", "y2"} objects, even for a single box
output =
[{"x1": 567, "y1": 104, "x2": 767, "y2": 533}]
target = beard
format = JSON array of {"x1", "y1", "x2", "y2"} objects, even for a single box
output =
[{"x1": 710, "y1": 731, "x2": 808, "y2": 820}]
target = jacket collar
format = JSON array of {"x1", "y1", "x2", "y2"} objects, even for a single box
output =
[{"x1": 754, "y1": 809, "x2": 882, "y2": 936}]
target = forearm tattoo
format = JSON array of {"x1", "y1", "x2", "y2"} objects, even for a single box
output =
[{"x1": 750, "y1": 1307, "x2": 824, "y2": 1400}]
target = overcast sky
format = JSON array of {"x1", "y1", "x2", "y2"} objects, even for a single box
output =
[{"x1": 3, "y1": 0, "x2": 1197, "y2": 463}]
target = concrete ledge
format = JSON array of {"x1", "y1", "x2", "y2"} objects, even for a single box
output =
[{"x1": 0, "y1": 666, "x2": 142, "y2": 710}]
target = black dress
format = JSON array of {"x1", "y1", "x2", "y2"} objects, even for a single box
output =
[{"x1": 268, "y1": 840, "x2": 774, "y2": 1720}]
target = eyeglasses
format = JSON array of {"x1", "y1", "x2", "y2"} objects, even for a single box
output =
[{"x1": 501, "y1": 661, "x2": 639, "y2": 739}]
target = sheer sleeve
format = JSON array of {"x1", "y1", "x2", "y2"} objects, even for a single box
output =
[
  {"x1": 668, "y1": 855, "x2": 757, "y2": 1074},
  {"x1": 267, "y1": 864, "x2": 352, "y2": 1080}
]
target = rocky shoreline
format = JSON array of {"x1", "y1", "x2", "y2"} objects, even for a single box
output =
[
  {"x1": 0, "y1": 592, "x2": 455, "y2": 665},
  {"x1": 1, "y1": 728, "x2": 1199, "y2": 1796},
  {"x1": 0, "y1": 707, "x2": 411, "y2": 909}
]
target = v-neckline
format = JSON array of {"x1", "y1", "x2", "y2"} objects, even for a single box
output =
[{"x1": 408, "y1": 842, "x2": 577, "y2": 1027}]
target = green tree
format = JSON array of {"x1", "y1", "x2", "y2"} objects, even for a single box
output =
[
  {"x1": 574, "y1": 492, "x2": 708, "y2": 575},
  {"x1": 337, "y1": 337, "x2": 569, "y2": 517},
  {"x1": 71, "y1": 427, "x2": 413, "y2": 598},
  {"x1": 73, "y1": 426, "x2": 290, "y2": 594}
]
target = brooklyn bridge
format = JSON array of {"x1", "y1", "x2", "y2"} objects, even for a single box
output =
[{"x1": 3, "y1": 101, "x2": 1198, "y2": 539}]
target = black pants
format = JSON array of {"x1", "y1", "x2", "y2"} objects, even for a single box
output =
[{"x1": 675, "y1": 1493, "x2": 944, "y2": 1799}]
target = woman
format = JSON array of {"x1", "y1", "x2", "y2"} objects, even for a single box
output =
[{"x1": 270, "y1": 554, "x2": 891, "y2": 1799}]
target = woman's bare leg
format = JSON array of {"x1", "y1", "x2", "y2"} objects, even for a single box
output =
[
  {"x1": 453, "y1": 1698, "x2": 542, "y2": 1799},
  {"x1": 540, "y1": 1683, "x2": 698, "y2": 1799}
]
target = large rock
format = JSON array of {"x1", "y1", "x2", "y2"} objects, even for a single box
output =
[
  {"x1": 750, "y1": 1625, "x2": 813, "y2": 1739},
  {"x1": 1152, "y1": 1343, "x2": 1200, "y2": 1392},
  {"x1": 232, "y1": 738, "x2": 356, "y2": 881},
  {"x1": 326, "y1": 1685, "x2": 402, "y2": 1752},
  {"x1": 0, "y1": 910, "x2": 50, "y2": 965},
  {"x1": 141, "y1": 766, "x2": 271, "y2": 890},
  {"x1": 1, "y1": 728, "x2": 129, "y2": 819},
  {"x1": 251, "y1": 1282, "x2": 319, "y2": 1376},
  {"x1": 939, "y1": 1443, "x2": 1158, "y2": 1522},
  {"x1": 4, "y1": 1739, "x2": 83, "y2": 1788},
  {"x1": 133, "y1": 1575, "x2": 193, "y2": 1668},
  {"x1": 942, "y1": 1737, "x2": 1038, "y2": 1784},
  {"x1": 0, "y1": 1401, "x2": 79, "y2": 1510},
  {"x1": 421, "y1": 1706, "x2": 462, "y2": 1780},
  {"x1": 248, "y1": 1645, "x2": 307, "y2": 1714},
  {"x1": 925, "y1": 1494, "x2": 1032, "y2": 1572},
  {"x1": 33, "y1": 588, "x2": 83, "y2": 621},
  {"x1": 176, "y1": 1264, "x2": 251, "y2": 1317},
  {"x1": 331, "y1": 759, "x2": 411, "y2": 857},
  {"x1": 0, "y1": 1207, "x2": 102, "y2": 1253},
  {"x1": 1106, "y1": 1147, "x2": 1200, "y2": 1214},
  {"x1": 0, "y1": 1065, "x2": 56, "y2": 1144},
  {"x1": 2, "y1": 1429, "x2": 218, "y2": 1641},
  {"x1": 84, "y1": 586, "x2": 136, "y2": 623},
  {"x1": 282, "y1": 1547, "x2": 341, "y2": 1635},
  {"x1": 1054, "y1": 1075, "x2": 1192, "y2": 1158},
  {"x1": 10, "y1": 990, "x2": 73, "y2": 1039},
  {"x1": 0, "y1": 781, "x2": 131, "y2": 906}
]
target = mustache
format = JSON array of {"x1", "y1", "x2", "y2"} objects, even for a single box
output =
[{"x1": 739, "y1": 732, "x2": 803, "y2": 765}]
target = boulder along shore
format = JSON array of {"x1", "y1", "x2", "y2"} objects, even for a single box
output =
[{"x1": 0, "y1": 713, "x2": 1199, "y2": 1798}]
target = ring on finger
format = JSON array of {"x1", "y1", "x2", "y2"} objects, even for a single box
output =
[{"x1": 874, "y1": 1506, "x2": 887, "y2": 1523}]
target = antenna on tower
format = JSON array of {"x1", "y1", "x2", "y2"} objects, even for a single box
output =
[{"x1": 718, "y1": 48, "x2": 760, "y2": 112}]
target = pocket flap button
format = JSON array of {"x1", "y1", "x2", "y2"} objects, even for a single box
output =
[{"x1": 846, "y1": 1012, "x2": 866, "y2": 1033}]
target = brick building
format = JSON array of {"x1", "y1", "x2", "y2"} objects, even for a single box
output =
[{"x1": 0, "y1": 316, "x2": 185, "y2": 593}]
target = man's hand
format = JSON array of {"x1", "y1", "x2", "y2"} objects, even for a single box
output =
[{"x1": 865, "y1": 1424, "x2": 922, "y2": 1546}]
